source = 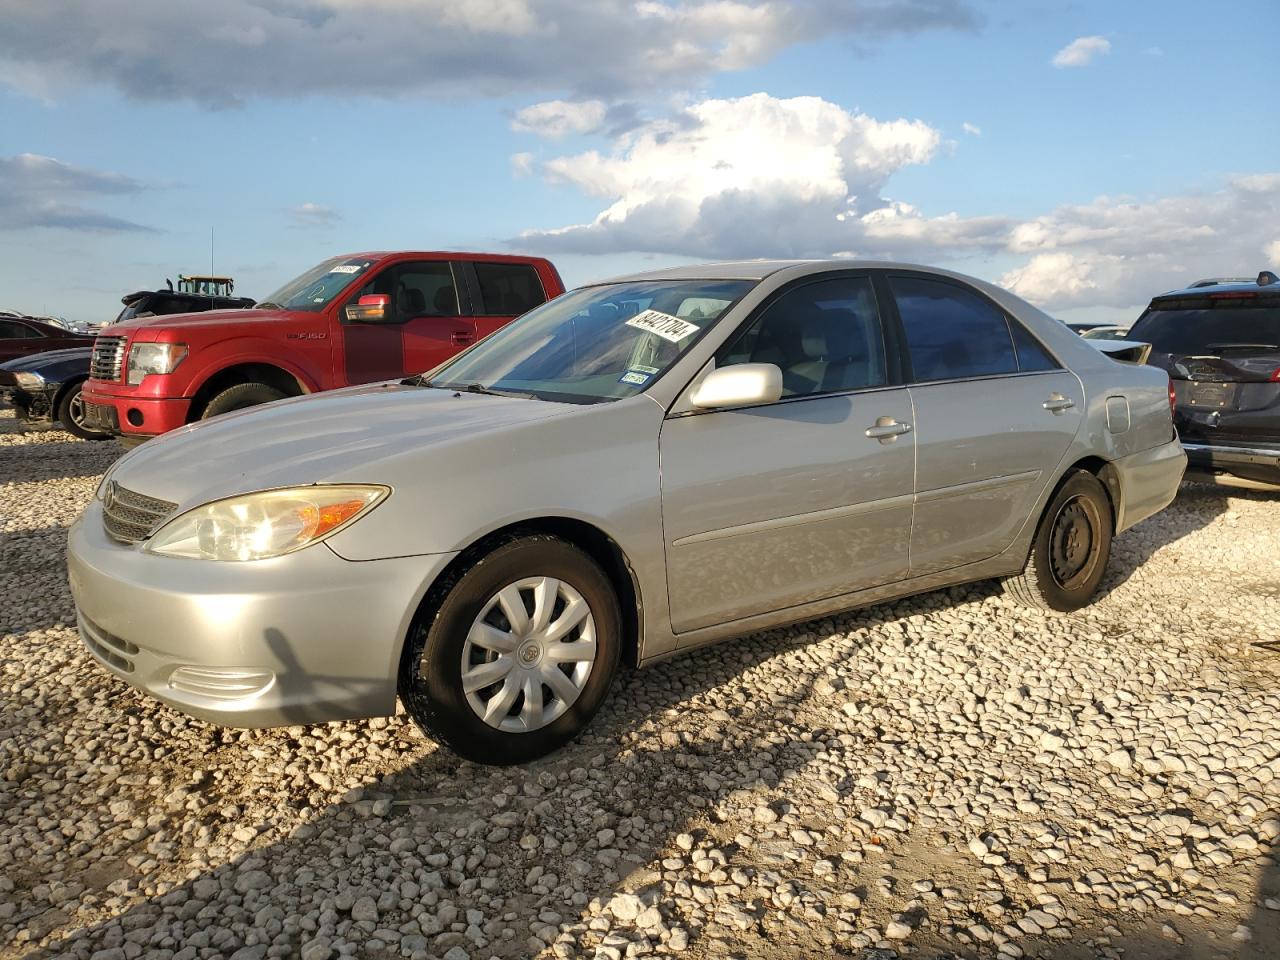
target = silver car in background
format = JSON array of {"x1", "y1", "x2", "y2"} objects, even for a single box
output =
[{"x1": 67, "y1": 261, "x2": 1186, "y2": 763}]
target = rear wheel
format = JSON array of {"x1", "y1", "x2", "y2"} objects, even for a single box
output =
[
  {"x1": 57, "y1": 381, "x2": 111, "y2": 441},
  {"x1": 200, "y1": 382, "x2": 287, "y2": 420},
  {"x1": 399, "y1": 535, "x2": 621, "y2": 764},
  {"x1": 1005, "y1": 470, "x2": 1113, "y2": 613}
]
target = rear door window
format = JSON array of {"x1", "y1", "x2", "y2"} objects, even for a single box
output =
[
  {"x1": 889, "y1": 275, "x2": 1018, "y2": 382},
  {"x1": 473, "y1": 262, "x2": 546, "y2": 316}
]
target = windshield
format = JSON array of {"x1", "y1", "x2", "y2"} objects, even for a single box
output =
[
  {"x1": 1130, "y1": 303, "x2": 1280, "y2": 356},
  {"x1": 428, "y1": 279, "x2": 755, "y2": 403},
  {"x1": 257, "y1": 257, "x2": 376, "y2": 313}
]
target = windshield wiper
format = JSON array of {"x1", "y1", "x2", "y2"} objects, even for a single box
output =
[
  {"x1": 255, "y1": 301, "x2": 283, "y2": 310},
  {"x1": 460, "y1": 383, "x2": 537, "y2": 399}
]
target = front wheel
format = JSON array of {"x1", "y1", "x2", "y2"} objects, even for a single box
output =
[
  {"x1": 200, "y1": 382, "x2": 287, "y2": 420},
  {"x1": 58, "y1": 381, "x2": 111, "y2": 441},
  {"x1": 399, "y1": 535, "x2": 621, "y2": 764},
  {"x1": 1005, "y1": 469, "x2": 1113, "y2": 613}
]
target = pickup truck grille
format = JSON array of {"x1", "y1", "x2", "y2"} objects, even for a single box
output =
[
  {"x1": 102, "y1": 481, "x2": 178, "y2": 543},
  {"x1": 91, "y1": 336, "x2": 127, "y2": 382}
]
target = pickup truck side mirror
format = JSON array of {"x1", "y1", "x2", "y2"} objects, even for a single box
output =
[{"x1": 345, "y1": 294, "x2": 391, "y2": 323}]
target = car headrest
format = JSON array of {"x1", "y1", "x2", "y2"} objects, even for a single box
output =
[{"x1": 433, "y1": 286, "x2": 457, "y2": 315}]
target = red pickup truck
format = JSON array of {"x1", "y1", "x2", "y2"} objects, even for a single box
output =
[{"x1": 81, "y1": 251, "x2": 564, "y2": 443}]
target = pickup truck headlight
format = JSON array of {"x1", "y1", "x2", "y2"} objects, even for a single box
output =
[
  {"x1": 126, "y1": 343, "x2": 188, "y2": 384},
  {"x1": 145, "y1": 485, "x2": 389, "y2": 561},
  {"x1": 12, "y1": 372, "x2": 45, "y2": 390}
]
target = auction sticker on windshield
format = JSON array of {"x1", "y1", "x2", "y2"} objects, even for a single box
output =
[
  {"x1": 625, "y1": 309, "x2": 700, "y2": 343},
  {"x1": 329, "y1": 264, "x2": 364, "y2": 274}
]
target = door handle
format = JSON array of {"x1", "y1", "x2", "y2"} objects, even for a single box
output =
[
  {"x1": 865, "y1": 417, "x2": 913, "y2": 442},
  {"x1": 451, "y1": 331, "x2": 475, "y2": 345},
  {"x1": 1042, "y1": 394, "x2": 1075, "y2": 414}
]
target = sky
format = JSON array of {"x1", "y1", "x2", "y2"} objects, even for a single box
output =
[{"x1": 0, "y1": 0, "x2": 1276, "y2": 326}]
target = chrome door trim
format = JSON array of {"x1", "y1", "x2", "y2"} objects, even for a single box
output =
[{"x1": 670, "y1": 490, "x2": 915, "y2": 547}]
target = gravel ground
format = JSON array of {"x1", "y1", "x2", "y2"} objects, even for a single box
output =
[{"x1": 2, "y1": 407, "x2": 1279, "y2": 960}]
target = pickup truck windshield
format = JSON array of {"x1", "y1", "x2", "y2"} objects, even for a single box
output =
[
  {"x1": 428, "y1": 279, "x2": 754, "y2": 403},
  {"x1": 257, "y1": 257, "x2": 375, "y2": 313}
]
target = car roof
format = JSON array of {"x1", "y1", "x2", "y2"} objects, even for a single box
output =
[
  {"x1": 339, "y1": 251, "x2": 553, "y2": 263},
  {"x1": 594, "y1": 258, "x2": 981, "y2": 284},
  {"x1": 1152, "y1": 272, "x2": 1280, "y2": 302}
]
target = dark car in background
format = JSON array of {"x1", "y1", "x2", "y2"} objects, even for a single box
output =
[
  {"x1": 0, "y1": 315, "x2": 94, "y2": 363},
  {"x1": 0, "y1": 348, "x2": 110, "y2": 439},
  {"x1": 115, "y1": 287, "x2": 254, "y2": 324},
  {"x1": 1131, "y1": 271, "x2": 1280, "y2": 489}
]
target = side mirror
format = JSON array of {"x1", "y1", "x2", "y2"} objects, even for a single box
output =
[
  {"x1": 689, "y1": 363, "x2": 783, "y2": 410},
  {"x1": 345, "y1": 294, "x2": 390, "y2": 323}
]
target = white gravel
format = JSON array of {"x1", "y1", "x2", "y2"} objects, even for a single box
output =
[{"x1": 2, "y1": 407, "x2": 1279, "y2": 960}]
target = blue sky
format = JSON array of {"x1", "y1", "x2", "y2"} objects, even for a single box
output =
[{"x1": 1, "y1": 0, "x2": 1276, "y2": 325}]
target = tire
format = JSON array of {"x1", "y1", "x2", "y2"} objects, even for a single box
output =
[
  {"x1": 201, "y1": 382, "x2": 287, "y2": 420},
  {"x1": 57, "y1": 381, "x2": 111, "y2": 441},
  {"x1": 1005, "y1": 469, "x2": 1114, "y2": 613},
  {"x1": 399, "y1": 535, "x2": 622, "y2": 764}
]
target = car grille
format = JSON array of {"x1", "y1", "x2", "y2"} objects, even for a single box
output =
[
  {"x1": 102, "y1": 481, "x2": 178, "y2": 543},
  {"x1": 91, "y1": 335, "x2": 127, "y2": 381}
]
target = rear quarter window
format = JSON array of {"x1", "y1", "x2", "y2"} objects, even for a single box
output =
[{"x1": 473, "y1": 262, "x2": 546, "y2": 316}]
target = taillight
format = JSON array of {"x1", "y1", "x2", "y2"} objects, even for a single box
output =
[
  {"x1": 1271, "y1": 368, "x2": 1280, "y2": 382},
  {"x1": 1168, "y1": 378, "x2": 1177, "y2": 414}
]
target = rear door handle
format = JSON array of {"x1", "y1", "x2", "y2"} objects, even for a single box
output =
[
  {"x1": 451, "y1": 331, "x2": 475, "y2": 345},
  {"x1": 1043, "y1": 394, "x2": 1075, "y2": 414},
  {"x1": 865, "y1": 417, "x2": 913, "y2": 442}
]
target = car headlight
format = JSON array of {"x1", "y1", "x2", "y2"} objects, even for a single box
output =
[
  {"x1": 145, "y1": 485, "x2": 389, "y2": 561},
  {"x1": 126, "y1": 342, "x2": 188, "y2": 384},
  {"x1": 13, "y1": 371, "x2": 45, "y2": 390}
]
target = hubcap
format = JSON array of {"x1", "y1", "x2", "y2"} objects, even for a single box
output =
[
  {"x1": 1049, "y1": 496, "x2": 1100, "y2": 589},
  {"x1": 461, "y1": 576, "x2": 596, "y2": 733}
]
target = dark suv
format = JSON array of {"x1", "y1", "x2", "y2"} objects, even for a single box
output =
[{"x1": 1130, "y1": 271, "x2": 1280, "y2": 489}]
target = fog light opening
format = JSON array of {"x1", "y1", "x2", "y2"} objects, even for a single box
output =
[{"x1": 126, "y1": 409, "x2": 144, "y2": 427}]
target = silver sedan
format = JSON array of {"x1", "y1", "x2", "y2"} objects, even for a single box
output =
[{"x1": 67, "y1": 261, "x2": 1187, "y2": 763}]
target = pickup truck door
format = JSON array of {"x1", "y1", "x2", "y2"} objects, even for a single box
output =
[{"x1": 339, "y1": 261, "x2": 476, "y2": 384}]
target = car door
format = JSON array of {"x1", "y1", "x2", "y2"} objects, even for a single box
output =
[
  {"x1": 340, "y1": 261, "x2": 476, "y2": 384},
  {"x1": 660, "y1": 274, "x2": 916, "y2": 635},
  {"x1": 0, "y1": 320, "x2": 49, "y2": 362},
  {"x1": 884, "y1": 272, "x2": 1082, "y2": 576}
]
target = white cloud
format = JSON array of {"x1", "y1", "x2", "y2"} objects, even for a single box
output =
[
  {"x1": 512, "y1": 99, "x2": 607, "y2": 137},
  {"x1": 961, "y1": 121, "x2": 981, "y2": 136},
  {"x1": 0, "y1": 0, "x2": 980, "y2": 107},
  {"x1": 524, "y1": 93, "x2": 942, "y2": 259},
  {"x1": 288, "y1": 202, "x2": 341, "y2": 227},
  {"x1": 516, "y1": 94, "x2": 1280, "y2": 311},
  {"x1": 1263, "y1": 239, "x2": 1280, "y2": 265},
  {"x1": 1052, "y1": 35, "x2": 1111, "y2": 68}
]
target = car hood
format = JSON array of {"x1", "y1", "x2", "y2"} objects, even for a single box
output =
[
  {"x1": 106, "y1": 383, "x2": 584, "y2": 509},
  {"x1": 0, "y1": 348, "x2": 89, "y2": 373},
  {"x1": 111, "y1": 307, "x2": 291, "y2": 337}
]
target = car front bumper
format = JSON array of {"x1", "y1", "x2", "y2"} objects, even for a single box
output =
[
  {"x1": 5, "y1": 384, "x2": 57, "y2": 424},
  {"x1": 67, "y1": 499, "x2": 457, "y2": 727},
  {"x1": 1182, "y1": 442, "x2": 1280, "y2": 489},
  {"x1": 79, "y1": 384, "x2": 191, "y2": 438}
]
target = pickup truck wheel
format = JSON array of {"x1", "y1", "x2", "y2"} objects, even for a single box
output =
[
  {"x1": 399, "y1": 535, "x2": 621, "y2": 765},
  {"x1": 57, "y1": 381, "x2": 111, "y2": 441},
  {"x1": 1005, "y1": 469, "x2": 1113, "y2": 613},
  {"x1": 201, "y1": 382, "x2": 287, "y2": 420}
]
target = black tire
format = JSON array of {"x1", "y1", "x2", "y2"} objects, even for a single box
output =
[
  {"x1": 399, "y1": 535, "x2": 622, "y2": 765},
  {"x1": 201, "y1": 382, "x2": 287, "y2": 420},
  {"x1": 57, "y1": 381, "x2": 112, "y2": 441},
  {"x1": 1005, "y1": 469, "x2": 1113, "y2": 613}
]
